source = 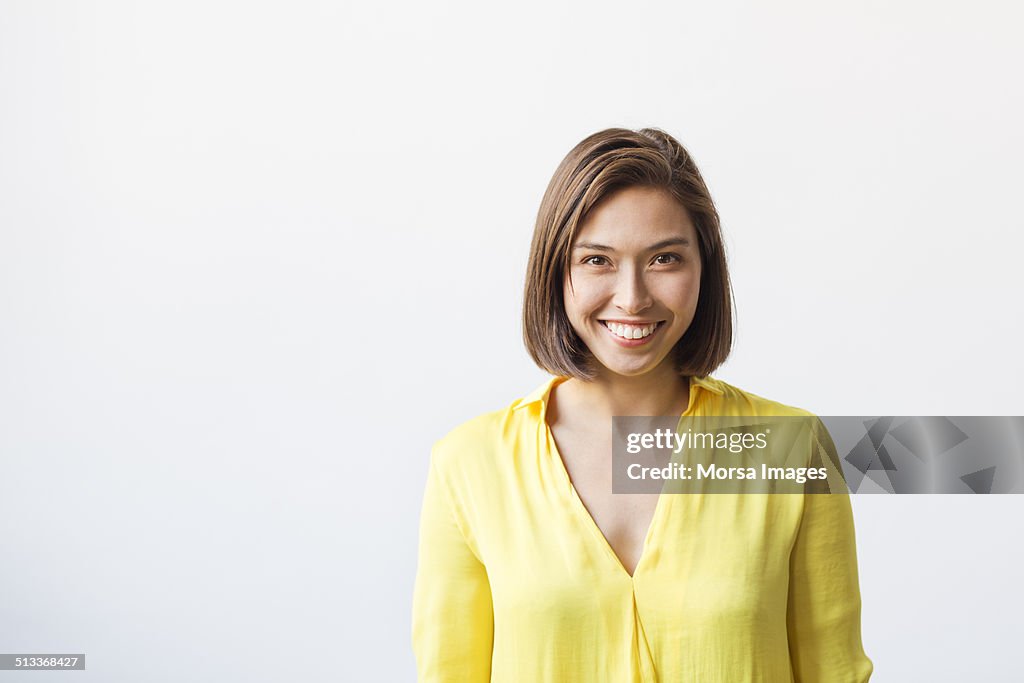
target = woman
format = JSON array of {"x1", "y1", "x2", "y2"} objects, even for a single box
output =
[{"x1": 412, "y1": 128, "x2": 872, "y2": 682}]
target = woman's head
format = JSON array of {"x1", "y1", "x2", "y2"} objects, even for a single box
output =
[{"x1": 523, "y1": 127, "x2": 733, "y2": 381}]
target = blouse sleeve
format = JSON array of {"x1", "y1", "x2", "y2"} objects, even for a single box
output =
[
  {"x1": 411, "y1": 451, "x2": 494, "y2": 682},
  {"x1": 786, "y1": 488, "x2": 874, "y2": 682}
]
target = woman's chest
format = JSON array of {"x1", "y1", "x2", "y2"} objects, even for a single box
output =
[
  {"x1": 481, "y1": 484, "x2": 800, "y2": 632},
  {"x1": 550, "y1": 422, "x2": 661, "y2": 577}
]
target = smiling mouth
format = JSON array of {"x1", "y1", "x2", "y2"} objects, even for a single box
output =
[{"x1": 600, "y1": 320, "x2": 664, "y2": 340}]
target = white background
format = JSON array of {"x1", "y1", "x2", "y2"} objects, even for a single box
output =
[{"x1": 1, "y1": 1, "x2": 1022, "y2": 681}]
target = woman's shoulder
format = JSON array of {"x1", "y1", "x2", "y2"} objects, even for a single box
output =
[
  {"x1": 432, "y1": 406, "x2": 510, "y2": 459},
  {"x1": 696, "y1": 375, "x2": 817, "y2": 418},
  {"x1": 429, "y1": 384, "x2": 545, "y2": 472}
]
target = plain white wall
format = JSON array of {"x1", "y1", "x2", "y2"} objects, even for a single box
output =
[{"x1": 1, "y1": 1, "x2": 1021, "y2": 681}]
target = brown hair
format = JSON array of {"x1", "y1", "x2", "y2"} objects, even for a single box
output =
[{"x1": 522, "y1": 127, "x2": 733, "y2": 380}]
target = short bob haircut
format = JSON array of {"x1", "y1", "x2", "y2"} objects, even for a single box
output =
[{"x1": 523, "y1": 127, "x2": 733, "y2": 381}]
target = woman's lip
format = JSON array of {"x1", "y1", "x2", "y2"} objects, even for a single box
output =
[
  {"x1": 600, "y1": 319, "x2": 663, "y2": 325},
  {"x1": 600, "y1": 320, "x2": 662, "y2": 347}
]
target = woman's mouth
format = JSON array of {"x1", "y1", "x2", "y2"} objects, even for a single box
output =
[{"x1": 600, "y1": 320, "x2": 664, "y2": 346}]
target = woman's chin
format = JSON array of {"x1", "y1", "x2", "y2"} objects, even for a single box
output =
[{"x1": 595, "y1": 358, "x2": 665, "y2": 379}]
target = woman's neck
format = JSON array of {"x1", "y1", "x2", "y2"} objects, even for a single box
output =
[{"x1": 559, "y1": 365, "x2": 692, "y2": 419}]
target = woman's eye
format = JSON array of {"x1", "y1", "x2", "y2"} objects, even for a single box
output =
[
  {"x1": 584, "y1": 256, "x2": 609, "y2": 266},
  {"x1": 653, "y1": 253, "x2": 681, "y2": 265}
]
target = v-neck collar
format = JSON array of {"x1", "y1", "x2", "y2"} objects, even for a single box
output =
[
  {"x1": 543, "y1": 415, "x2": 665, "y2": 580},
  {"x1": 528, "y1": 374, "x2": 720, "y2": 580}
]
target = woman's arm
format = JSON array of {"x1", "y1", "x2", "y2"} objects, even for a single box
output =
[
  {"x1": 411, "y1": 452, "x2": 494, "y2": 682},
  {"x1": 786, "y1": 489, "x2": 874, "y2": 682}
]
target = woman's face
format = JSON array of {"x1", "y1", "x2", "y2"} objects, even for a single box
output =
[{"x1": 564, "y1": 185, "x2": 702, "y2": 379}]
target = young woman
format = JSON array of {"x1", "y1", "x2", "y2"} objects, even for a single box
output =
[{"x1": 412, "y1": 128, "x2": 872, "y2": 682}]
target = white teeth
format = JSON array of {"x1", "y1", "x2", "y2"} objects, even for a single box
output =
[{"x1": 603, "y1": 322, "x2": 658, "y2": 339}]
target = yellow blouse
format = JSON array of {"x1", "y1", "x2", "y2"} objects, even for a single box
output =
[{"x1": 412, "y1": 375, "x2": 873, "y2": 682}]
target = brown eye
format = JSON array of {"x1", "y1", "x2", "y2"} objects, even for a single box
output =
[
  {"x1": 653, "y1": 253, "x2": 681, "y2": 265},
  {"x1": 584, "y1": 256, "x2": 609, "y2": 266}
]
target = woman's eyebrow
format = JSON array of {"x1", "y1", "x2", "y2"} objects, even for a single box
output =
[{"x1": 573, "y1": 237, "x2": 692, "y2": 252}]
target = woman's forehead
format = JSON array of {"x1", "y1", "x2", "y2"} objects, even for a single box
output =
[
  {"x1": 574, "y1": 198, "x2": 697, "y2": 250},
  {"x1": 576, "y1": 187, "x2": 694, "y2": 239}
]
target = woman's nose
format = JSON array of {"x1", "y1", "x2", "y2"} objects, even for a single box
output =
[{"x1": 613, "y1": 267, "x2": 654, "y2": 315}]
